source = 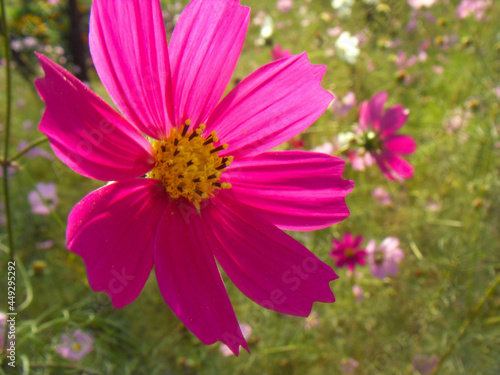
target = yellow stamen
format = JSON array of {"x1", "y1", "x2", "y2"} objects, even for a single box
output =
[{"x1": 148, "y1": 121, "x2": 233, "y2": 207}]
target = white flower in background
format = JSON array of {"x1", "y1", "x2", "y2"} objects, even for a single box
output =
[
  {"x1": 332, "y1": 0, "x2": 354, "y2": 17},
  {"x1": 337, "y1": 132, "x2": 356, "y2": 148},
  {"x1": 335, "y1": 31, "x2": 360, "y2": 64},
  {"x1": 260, "y1": 15, "x2": 274, "y2": 39}
]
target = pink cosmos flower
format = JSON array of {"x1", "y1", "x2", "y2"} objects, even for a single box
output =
[
  {"x1": 356, "y1": 92, "x2": 416, "y2": 181},
  {"x1": 271, "y1": 44, "x2": 291, "y2": 61},
  {"x1": 330, "y1": 233, "x2": 367, "y2": 271},
  {"x1": 346, "y1": 149, "x2": 375, "y2": 171},
  {"x1": 372, "y1": 186, "x2": 392, "y2": 206},
  {"x1": 456, "y1": 0, "x2": 491, "y2": 21},
  {"x1": 340, "y1": 358, "x2": 360, "y2": 374},
  {"x1": 35, "y1": 0, "x2": 353, "y2": 355},
  {"x1": 277, "y1": 0, "x2": 293, "y2": 13},
  {"x1": 352, "y1": 284, "x2": 364, "y2": 302},
  {"x1": 55, "y1": 329, "x2": 94, "y2": 361},
  {"x1": 332, "y1": 91, "x2": 357, "y2": 117},
  {"x1": 412, "y1": 354, "x2": 439, "y2": 374},
  {"x1": 366, "y1": 237, "x2": 404, "y2": 279}
]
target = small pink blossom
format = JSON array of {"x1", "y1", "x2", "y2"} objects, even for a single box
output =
[
  {"x1": 366, "y1": 237, "x2": 404, "y2": 279},
  {"x1": 444, "y1": 108, "x2": 472, "y2": 134},
  {"x1": 28, "y1": 182, "x2": 58, "y2": 215},
  {"x1": 372, "y1": 186, "x2": 392, "y2": 206},
  {"x1": 277, "y1": 0, "x2": 293, "y2": 13},
  {"x1": 493, "y1": 86, "x2": 500, "y2": 100},
  {"x1": 304, "y1": 311, "x2": 319, "y2": 330},
  {"x1": 36, "y1": 240, "x2": 55, "y2": 249},
  {"x1": 340, "y1": 358, "x2": 360, "y2": 374},
  {"x1": 333, "y1": 91, "x2": 357, "y2": 117},
  {"x1": 18, "y1": 141, "x2": 55, "y2": 160},
  {"x1": 289, "y1": 138, "x2": 304, "y2": 149},
  {"x1": 412, "y1": 354, "x2": 439, "y2": 374},
  {"x1": 55, "y1": 329, "x2": 94, "y2": 361},
  {"x1": 331, "y1": 233, "x2": 367, "y2": 271},
  {"x1": 432, "y1": 65, "x2": 444, "y2": 74},
  {"x1": 311, "y1": 141, "x2": 334, "y2": 155},
  {"x1": 352, "y1": 284, "x2": 364, "y2": 302},
  {"x1": 346, "y1": 149, "x2": 375, "y2": 171},
  {"x1": 456, "y1": 0, "x2": 491, "y2": 21},
  {"x1": 327, "y1": 26, "x2": 343, "y2": 38},
  {"x1": 271, "y1": 44, "x2": 291, "y2": 61},
  {"x1": 356, "y1": 92, "x2": 416, "y2": 181},
  {"x1": 425, "y1": 200, "x2": 442, "y2": 212}
]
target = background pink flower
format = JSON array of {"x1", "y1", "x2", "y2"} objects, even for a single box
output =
[
  {"x1": 366, "y1": 237, "x2": 404, "y2": 279},
  {"x1": 28, "y1": 182, "x2": 58, "y2": 215},
  {"x1": 412, "y1": 354, "x2": 439, "y2": 374},
  {"x1": 357, "y1": 92, "x2": 416, "y2": 180},
  {"x1": 372, "y1": 187, "x2": 392, "y2": 206},
  {"x1": 331, "y1": 233, "x2": 367, "y2": 271},
  {"x1": 55, "y1": 329, "x2": 94, "y2": 361},
  {"x1": 456, "y1": 0, "x2": 491, "y2": 20},
  {"x1": 333, "y1": 91, "x2": 357, "y2": 117},
  {"x1": 271, "y1": 44, "x2": 291, "y2": 60}
]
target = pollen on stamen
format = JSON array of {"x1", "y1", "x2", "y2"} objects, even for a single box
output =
[{"x1": 148, "y1": 120, "x2": 233, "y2": 207}]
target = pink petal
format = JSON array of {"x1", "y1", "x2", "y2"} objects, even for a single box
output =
[
  {"x1": 35, "y1": 54, "x2": 155, "y2": 181},
  {"x1": 224, "y1": 151, "x2": 353, "y2": 231},
  {"x1": 383, "y1": 135, "x2": 417, "y2": 155},
  {"x1": 367, "y1": 92, "x2": 388, "y2": 130},
  {"x1": 154, "y1": 199, "x2": 247, "y2": 356},
  {"x1": 66, "y1": 179, "x2": 169, "y2": 309},
  {"x1": 206, "y1": 53, "x2": 333, "y2": 158},
  {"x1": 89, "y1": 0, "x2": 174, "y2": 139},
  {"x1": 201, "y1": 193, "x2": 338, "y2": 317},
  {"x1": 379, "y1": 105, "x2": 409, "y2": 136},
  {"x1": 168, "y1": 0, "x2": 250, "y2": 127},
  {"x1": 358, "y1": 100, "x2": 370, "y2": 130},
  {"x1": 381, "y1": 150, "x2": 414, "y2": 179}
]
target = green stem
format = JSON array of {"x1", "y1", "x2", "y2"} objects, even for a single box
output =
[
  {"x1": 1, "y1": 0, "x2": 14, "y2": 362},
  {"x1": 7, "y1": 136, "x2": 48, "y2": 163},
  {"x1": 430, "y1": 273, "x2": 500, "y2": 375}
]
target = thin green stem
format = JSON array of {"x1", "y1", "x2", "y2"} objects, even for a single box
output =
[
  {"x1": 430, "y1": 273, "x2": 500, "y2": 375},
  {"x1": 1, "y1": 0, "x2": 14, "y2": 363},
  {"x1": 7, "y1": 136, "x2": 48, "y2": 163}
]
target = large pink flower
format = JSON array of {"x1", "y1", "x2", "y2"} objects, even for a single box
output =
[
  {"x1": 35, "y1": 0, "x2": 353, "y2": 355},
  {"x1": 357, "y1": 92, "x2": 416, "y2": 181}
]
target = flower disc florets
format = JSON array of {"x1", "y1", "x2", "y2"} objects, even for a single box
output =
[
  {"x1": 149, "y1": 120, "x2": 233, "y2": 207},
  {"x1": 361, "y1": 130, "x2": 382, "y2": 152}
]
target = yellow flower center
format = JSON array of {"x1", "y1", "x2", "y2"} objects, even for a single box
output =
[
  {"x1": 148, "y1": 120, "x2": 233, "y2": 207},
  {"x1": 72, "y1": 342, "x2": 82, "y2": 352},
  {"x1": 345, "y1": 248, "x2": 355, "y2": 258}
]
